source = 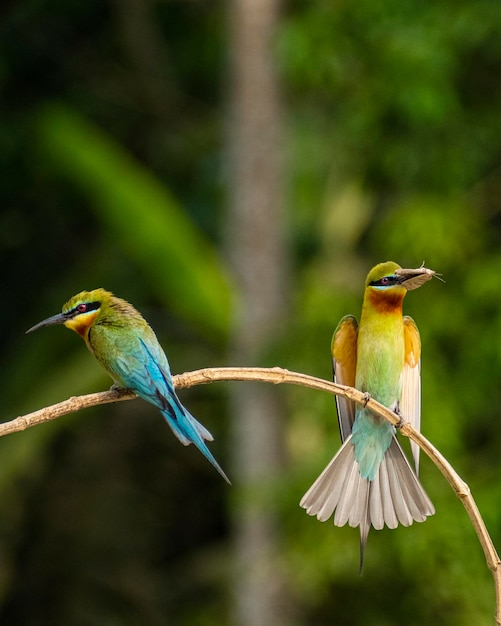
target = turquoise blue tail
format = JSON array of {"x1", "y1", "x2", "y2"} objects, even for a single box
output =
[
  {"x1": 159, "y1": 399, "x2": 231, "y2": 484},
  {"x1": 107, "y1": 336, "x2": 230, "y2": 483},
  {"x1": 351, "y1": 409, "x2": 394, "y2": 480}
]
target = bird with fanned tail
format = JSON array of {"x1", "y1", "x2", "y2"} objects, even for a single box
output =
[{"x1": 300, "y1": 262, "x2": 437, "y2": 569}]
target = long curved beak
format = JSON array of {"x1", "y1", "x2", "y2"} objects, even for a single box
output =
[{"x1": 26, "y1": 312, "x2": 68, "y2": 333}]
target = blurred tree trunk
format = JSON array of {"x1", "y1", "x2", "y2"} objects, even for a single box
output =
[
  {"x1": 226, "y1": 1, "x2": 291, "y2": 625},
  {"x1": 110, "y1": 0, "x2": 180, "y2": 116}
]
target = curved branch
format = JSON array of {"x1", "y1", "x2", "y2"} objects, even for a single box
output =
[{"x1": 7, "y1": 365, "x2": 501, "y2": 623}]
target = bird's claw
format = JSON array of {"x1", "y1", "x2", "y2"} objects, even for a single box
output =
[
  {"x1": 393, "y1": 406, "x2": 404, "y2": 429},
  {"x1": 362, "y1": 392, "x2": 371, "y2": 407},
  {"x1": 109, "y1": 383, "x2": 129, "y2": 396}
]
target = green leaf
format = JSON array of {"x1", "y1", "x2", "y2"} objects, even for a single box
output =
[{"x1": 37, "y1": 104, "x2": 232, "y2": 337}]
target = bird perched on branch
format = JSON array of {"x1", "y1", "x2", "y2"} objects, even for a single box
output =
[
  {"x1": 27, "y1": 288, "x2": 230, "y2": 483},
  {"x1": 300, "y1": 262, "x2": 437, "y2": 569}
]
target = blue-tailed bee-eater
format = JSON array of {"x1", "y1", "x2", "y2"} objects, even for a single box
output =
[
  {"x1": 27, "y1": 289, "x2": 230, "y2": 483},
  {"x1": 300, "y1": 262, "x2": 436, "y2": 568}
]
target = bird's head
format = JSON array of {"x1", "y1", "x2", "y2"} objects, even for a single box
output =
[
  {"x1": 366, "y1": 261, "x2": 437, "y2": 291},
  {"x1": 364, "y1": 261, "x2": 437, "y2": 311},
  {"x1": 27, "y1": 288, "x2": 112, "y2": 337},
  {"x1": 365, "y1": 262, "x2": 406, "y2": 293}
]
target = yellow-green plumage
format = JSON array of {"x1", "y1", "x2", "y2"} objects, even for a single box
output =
[
  {"x1": 28, "y1": 288, "x2": 230, "y2": 483},
  {"x1": 301, "y1": 262, "x2": 435, "y2": 569}
]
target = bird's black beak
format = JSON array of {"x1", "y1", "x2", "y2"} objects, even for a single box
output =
[{"x1": 26, "y1": 312, "x2": 68, "y2": 333}]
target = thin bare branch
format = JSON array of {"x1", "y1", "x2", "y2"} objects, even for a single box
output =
[{"x1": 7, "y1": 365, "x2": 501, "y2": 623}]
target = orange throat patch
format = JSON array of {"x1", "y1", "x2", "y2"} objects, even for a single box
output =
[{"x1": 367, "y1": 288, "x2": 405, "y2": 315}]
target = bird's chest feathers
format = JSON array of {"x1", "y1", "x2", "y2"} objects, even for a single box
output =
[{"x1": 355, "y1": 312, "x2": 404, "y2": 405}]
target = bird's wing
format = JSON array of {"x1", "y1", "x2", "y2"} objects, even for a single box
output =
[
  {"x1": 98, "y1": 325, "x2": 229, "y2": 482},
  {"x1": 331, "y1": 315, "x2": 358, "y2": 442},
  {"x1": 107, "y1": 328, "x2": 215, "y2": 438},
  {"x1": 100, "y1": 326, "x2": 165, "y2": 390},
  {"x1": 400, "y1": 316, "x2": 421, "y2": 475},
  {"x1": 101, "y1": 326, "x2": 175, "y2": 408}
]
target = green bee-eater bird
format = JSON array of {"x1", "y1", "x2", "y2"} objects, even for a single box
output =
[
  {"x1": 27, "y1": 289, "x2": 230, "y2": 483},
  {"x1": 300, "y1": 262, "x2": 435, "y2": 568}
]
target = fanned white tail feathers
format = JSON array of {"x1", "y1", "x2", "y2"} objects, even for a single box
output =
[{"x1": 300, "y1": 435, "x2": 434, "y2": 567}]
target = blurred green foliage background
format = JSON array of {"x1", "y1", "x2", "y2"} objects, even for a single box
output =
[{"x1": 1, "y1": 1, "x2": 501, "y2": 624}]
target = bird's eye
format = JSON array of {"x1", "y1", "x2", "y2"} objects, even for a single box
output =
[
  {"x1": 381, "y1": 277, "x2": 390, "y2": 285},
  {"x1": 77, "y1": 303, "x2": 87, "y2": 313}
]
